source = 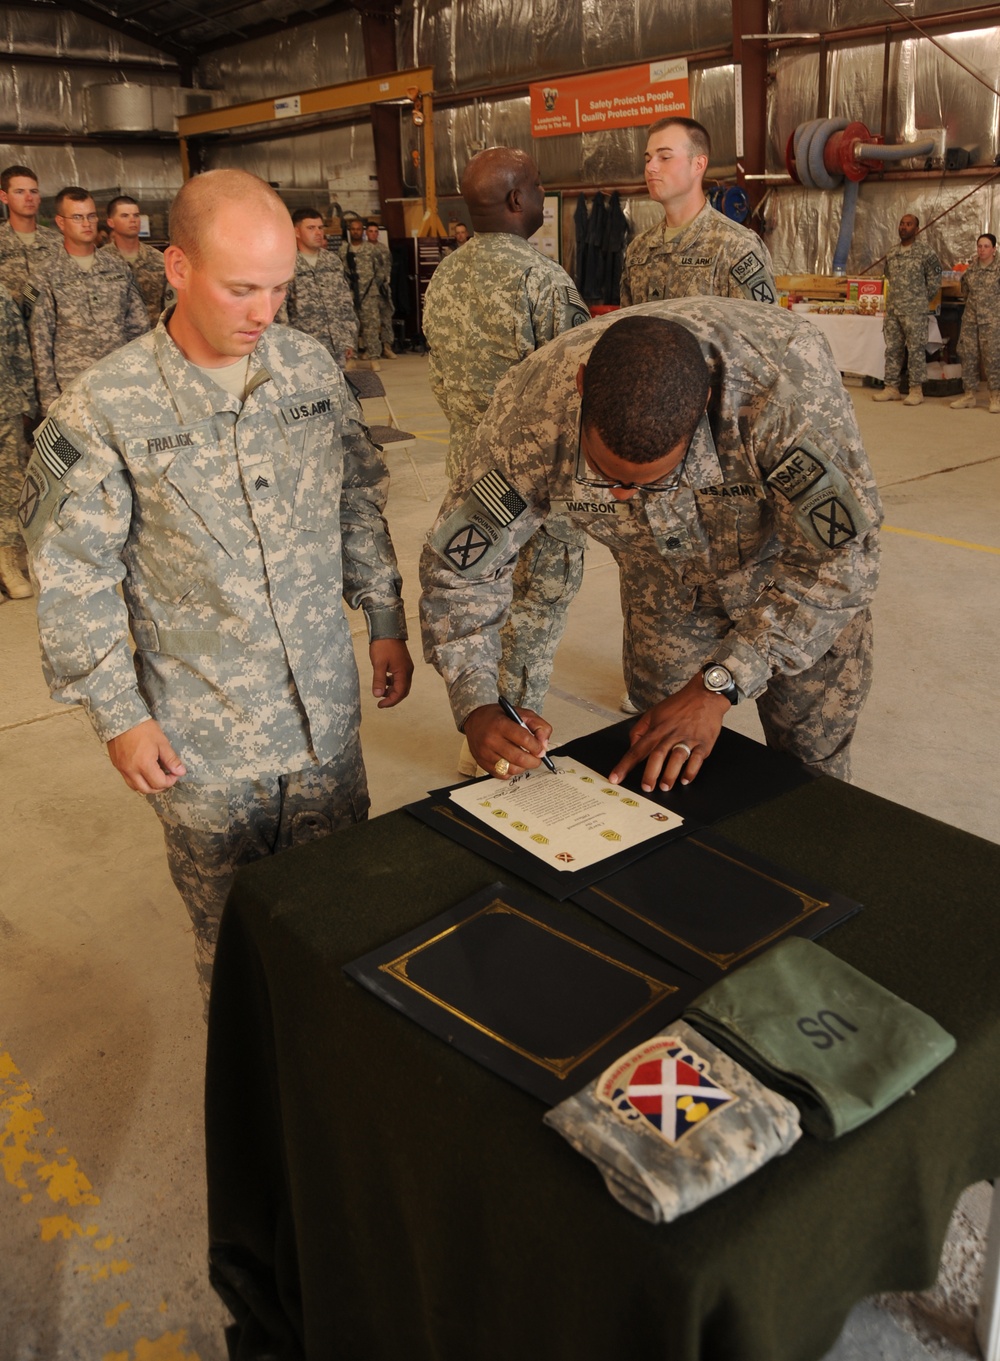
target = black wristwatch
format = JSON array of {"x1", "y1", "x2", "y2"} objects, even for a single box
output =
[{"x1": 702, "y1": 662, "x2": 740, "y2": 706}]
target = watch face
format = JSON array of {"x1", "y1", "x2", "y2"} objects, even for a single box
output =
[{"x1": 704, "y1": 664, "x2": 732, "y2": 692}]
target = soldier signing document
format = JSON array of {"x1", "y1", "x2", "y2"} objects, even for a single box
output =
[{"x1": 419, "y1": 301, "x2": 881, "y2": 793}]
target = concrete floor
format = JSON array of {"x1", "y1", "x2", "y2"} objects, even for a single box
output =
[{"x1": 1, "y1": 351, "x2": 997, "y2": 1361}]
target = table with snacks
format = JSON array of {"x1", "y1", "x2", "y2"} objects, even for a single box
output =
[{"x1": 792, "y1": 306, "x2": 943, "y2": 381}]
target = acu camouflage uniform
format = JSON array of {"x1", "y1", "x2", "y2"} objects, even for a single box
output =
[
  {"x1": 280, "y1": 248, "x2": 359, "y2": 367},
  {"x1": 420, "y1": 298, "x2": 882, "y2": 780},
  {"x1": 619, "y1": 200, "x2": 777, "y2": 307},
  {"x1": 0, "y1": 220, "x2": 61, "y2": 312},
  {"x1": 102, "y1": 239, "x2": 168, "y2": 328},
  {"x1": 423, "y1": 230, "x2": 591, "y2": 711},
  {"x1": 28, "y1": 247, "x2": 149, "y2": 415},
  {"x1": 957, "y1": 253, "x2": 1000, "y2": 395},
  {"x1": 339, "y1": 238, "x2": 386, "y2": 359},
  {"x1": 20, "y1": 318, "x2": 407, "y2": 997},
  {"x1": 881, "y1": 238, "x2": 940, "y2": 390},
  {"x1": 371, "y1": 239, "x2": 395, "y2": 351},
  {"x1": 1, "y1": 284, "x2": 36, "y2": 550}
]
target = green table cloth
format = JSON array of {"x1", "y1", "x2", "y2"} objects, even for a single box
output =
[{"x1": 205, "y1": 770, "x2": 1000, "y2": 1361}]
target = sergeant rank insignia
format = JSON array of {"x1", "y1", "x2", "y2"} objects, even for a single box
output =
[{"x1": 597, "y1": 1036, "x2": 734, "y2": 1144}]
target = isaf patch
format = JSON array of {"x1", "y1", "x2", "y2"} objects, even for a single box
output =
[
  {"x1": 730, "y1": 251, "x2": 765, "y2": 286},
  {"x1": 597, "y1": 1036, "x2": 734, "y2": 1145},
  {"x1": 33, "y1": 418, "x2": 82, "y2": 480},
  {"x1": 766, "y1": 447, "x2": 826, "y2": 501}
]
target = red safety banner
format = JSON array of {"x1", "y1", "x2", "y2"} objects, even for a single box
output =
[{"x1": 530, "y1": 58, "x2": 690, "y2": 140}]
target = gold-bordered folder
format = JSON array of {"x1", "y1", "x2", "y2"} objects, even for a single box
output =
[
  {"x1": 343, "y1": 883, "x2": 701, "y2": 1105},
  {"x1": 571, "y1": 829, "x2": 861, "y2": 981}
]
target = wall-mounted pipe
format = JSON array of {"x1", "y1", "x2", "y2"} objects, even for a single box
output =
[{"x1": 786, "y1": 118, "x2": 935, "y2": 273}]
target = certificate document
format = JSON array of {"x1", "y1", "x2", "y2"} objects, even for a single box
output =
[{"x1": 448, "y1": 759, "x2": 684, "y2": 872}]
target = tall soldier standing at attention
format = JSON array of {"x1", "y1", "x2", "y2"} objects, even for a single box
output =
[
  {"x1": 872, "y1": 213, "x2": 941, "y2": 407},
  {"x1": 103, "y1": 194, "x2": 168, "y2": 328},
  {"x1": 0, "y1": 284, "x2": 36, "y2": 600},
  {"x1": 620, "y1": 118, "x2": 776, "y2": 308},
  {"x1": 19, "y1": 169, "x2": 413, "y2": 1005},
  {"x1": 29, "y1": 186, "x2": 149, "y2": 415},
  {"x1": 365, "y1": 221, "x2": 396, "y2": 358},
  {"x1": 0, "y1": 164, "x2": 60, "y2": 311},
  {"x1": 340, "y1": 217, "x2": 390, "y2": 360},
  {"x1": 423, "y1": 146, "x2": 590, "y2": 772},
  {"x1": 281, "y1": 207, "x2": 358, "y2": 368}
]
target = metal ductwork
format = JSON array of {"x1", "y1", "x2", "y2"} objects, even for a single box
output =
[{"x1": 785, "y1": 119, "x2": 936, "y2": 274}]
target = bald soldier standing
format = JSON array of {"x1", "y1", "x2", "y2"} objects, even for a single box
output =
[
  {"x1": 420, "y1": 301, "x2": 880, "y2": 790},
  {"x1": 620, "y1": 118, "x2": 776, "y2": 308},
  {"x1": 20, "y1": 169, "x2": 413, "y2": 1003},
  {"x1": 423, "y1": 147, "x2": 590, "y2": 757}
]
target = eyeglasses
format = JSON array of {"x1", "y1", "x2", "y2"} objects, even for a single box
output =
[
  {"x1": 62, "y1": 213, "x2": 99, "y2": 224},
  {"x1": 574, "y1": 426, "x2": 687, "y2": 493}
]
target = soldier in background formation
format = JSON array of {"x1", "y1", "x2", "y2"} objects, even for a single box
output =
[
  {"x1": 282, "y1": 207, "x2": 358, "y2": 368},
  {"x1": 29, "y1": 186, "x2": 149, "y2": 415},
  {"x1": 872, "y1": 213, "x2": 941, "y2": 407},
  {"x1": 19, "y1": 169, "x2": 413, "y2": 1006},
  {"x1": 0, "y1": 284, "x2": 36, "y2": 600},
  {"x1": 620, "y1": 118, "x2": 776, "y2": 308},
  {"x1": 0, "y1": 164, "x2": 60, "y2": 309},
  {"x1": 420, "y1": 301, "x2": 881, "y2": 789},
  {"x1": 951, "y1": 232, "x2": 1000, "y2": 413},
  {"x1": 365, "y1": 221, "x2": 396, "y2": 358},
  {"x1": 422, "y1": 147, "x2": 590, "y2": 774},
  {"x1": 340, "y1": 217, "x2": 393, "y2": 360},
  {"x1": 452, "y1": 222, "x2": 470, "y2": 246},
  {"x1": 103, "y1": 194, "x2": 168, "y2": 328}
]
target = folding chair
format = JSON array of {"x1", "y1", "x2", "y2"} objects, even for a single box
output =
[{"x1": 345, "y1": 365, "x2": 429, "y2": 501}]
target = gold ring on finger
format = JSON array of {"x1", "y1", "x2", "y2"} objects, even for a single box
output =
[{"x1": 494, "y1": 757, "x2": 510, "y2": 777}]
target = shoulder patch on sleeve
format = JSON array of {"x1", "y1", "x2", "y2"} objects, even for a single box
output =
[
  {"x1": 730, "y1": 250, "x2": 775, "y2": 303},
  {"x1": 559, "y1": 283, "x2": 590, "y2": 325},
  {"x1": 18, "y1": 467, "x2": 47, "y2": 530},
  {"x1": 33, "y1": 417, "x2": 84, "y2": 480},
  {"x1": 470, "y1": 467, "x2": 527, "y2": 528},
  {"x1": 764, "y1": 436, "x2": 872, "y2": 552},
  {"x1": 21, "y1": 278, "x2": 39, "y2": 321},
  {"x1": 430, "y1": 468, "x2": 529, "y2": 577},
  {"x1": 765, "y1": 446, "x2": 826, "y2": 501}
]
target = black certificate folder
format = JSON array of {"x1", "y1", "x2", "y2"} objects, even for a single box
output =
[
  {"x1": 572, "y1": 830, "x2": 862, "y2": 982},
  {"x1": 344, "y1": 884, "x2": 701, "y2": 1105}
]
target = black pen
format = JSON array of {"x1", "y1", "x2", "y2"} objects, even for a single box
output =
[{"x1": 497, "y1": 695, "x2": 557, "y2": 773}]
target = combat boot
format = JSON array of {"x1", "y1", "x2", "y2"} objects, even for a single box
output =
[
  {"x1": 0, "y1": 546, "x2": 32, "y2": 598},
  {"x1": 902, "y1": 388, "x2": 923, "y2": 406},
  {"x1": 381, "y1": 345, "x2": 397, "y2": 359},
  {"x1": 872, "y1": 385, "x2": 901, "y2": 402},
  {"x1": 990, "y1": 392, "x2": 1000, "y2": 414},
  {"x1": 950, "y1": 390, "x2": 978, "y2": 408}
]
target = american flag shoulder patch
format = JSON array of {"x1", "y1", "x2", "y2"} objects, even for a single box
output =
[
  {"x1": 470, "y1": 468, "x2": 527, "y2": 528},
  {"x1": 33, "y1": 417, "x2": 83, "y2": 481}
]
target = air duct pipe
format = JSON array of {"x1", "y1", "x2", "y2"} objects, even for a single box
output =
[{"x1": 785, "y1": 119, "x2": 935, "y2": 274}]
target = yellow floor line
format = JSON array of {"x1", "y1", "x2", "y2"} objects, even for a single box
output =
[
  {"x1": 0, "y1": 1049, "x2": 202, "y2": 1361},
  {"x1": 883, "y1": 523, "x2": 1000, "y2": 556}
]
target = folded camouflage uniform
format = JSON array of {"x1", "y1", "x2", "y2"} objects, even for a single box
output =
[
  {"x1": 544, "y1": 1021, "x2": 800, "y2": 1223},
  {"x1": 684, "y1": 937, "x2": 955, "y2": 1139}
]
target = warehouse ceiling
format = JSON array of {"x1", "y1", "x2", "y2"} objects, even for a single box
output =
[{"x1": 27, "y1": 0, "x2": 360, "y2": 62}]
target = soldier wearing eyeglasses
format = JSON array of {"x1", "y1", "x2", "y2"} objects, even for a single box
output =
[
  {"x1": 28, "y1": 186, "x2": 149, "y2": 415},
  {"x1": 420, "y1": 298, "x2": 881, "y2": 791}
]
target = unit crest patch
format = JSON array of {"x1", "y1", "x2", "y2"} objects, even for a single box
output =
[{"x1": 597, "y1": 1035, "x2": 734, "y2": 1145}]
